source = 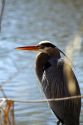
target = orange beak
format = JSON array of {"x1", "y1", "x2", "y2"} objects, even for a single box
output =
[{"x1": 16, "y1": 45, "x2": 39, "y2": 51}]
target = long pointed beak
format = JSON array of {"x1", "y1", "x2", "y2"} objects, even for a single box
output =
[{"x1": 16, "y1": 45, "x2": 39, "y2": 51}]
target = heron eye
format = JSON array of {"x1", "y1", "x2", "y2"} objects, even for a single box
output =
[{"x1": 40, "y1": 45, "x2": 45, "y2": 49}]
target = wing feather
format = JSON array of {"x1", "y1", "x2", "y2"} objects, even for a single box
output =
[{"x1": 41, "y1": 58, "x2": 81, "y2": 124}]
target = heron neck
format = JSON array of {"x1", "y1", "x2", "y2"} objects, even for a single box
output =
[
  {"x1": 35, "y1": 53, "x2": 49, "y2": 82},
  {"x1": 35, "y1": 52, "x2": 60, "y2": 82}
]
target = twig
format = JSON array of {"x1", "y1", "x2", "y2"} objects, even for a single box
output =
[
  {"x1": 0, "y1": 0, "x2": 5, "y2": 32},
  {"x1": 0, "y1": 95, "x2": 82, "y2": 104},
  {"x1": 0, "y1": 85, "x2": 8, "y2": 99}
]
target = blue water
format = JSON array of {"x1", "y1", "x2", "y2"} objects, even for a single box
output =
[{"x1": 0, "y1": 0, "x2": 83, "y2": 125}]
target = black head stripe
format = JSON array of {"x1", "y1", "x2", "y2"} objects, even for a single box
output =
[{"x1": 40, "y1": 43, "x2": 56, "y2": 48}]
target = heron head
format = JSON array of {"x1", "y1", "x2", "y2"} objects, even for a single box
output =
[{"x1": 16, "y1": 41, "x2": 61, "y2": 57}]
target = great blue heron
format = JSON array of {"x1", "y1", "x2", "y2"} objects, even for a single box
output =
[{"x1": 16, "y1": 41, "x2": 81, "y2": 125}]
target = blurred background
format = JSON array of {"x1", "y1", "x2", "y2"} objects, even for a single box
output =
[{"x1": 0, "y1": 0, "x2": 83, "y2": 125}]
